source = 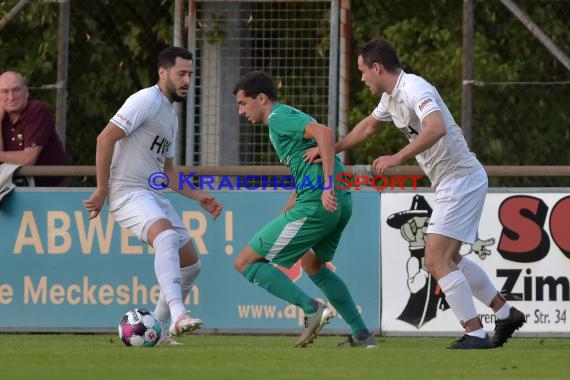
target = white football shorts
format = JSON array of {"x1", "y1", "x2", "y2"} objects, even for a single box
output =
[
  {"x1": 109, "y1": 190, "x2": 191, "y2": 247},
  {"x1": 426, "y1": 167, "x2": 487, "y2": 244}
]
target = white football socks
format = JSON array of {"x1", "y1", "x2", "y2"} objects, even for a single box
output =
[
  {"x1": 438, "y1": 270, "x2": 485, "y2": 337},
  {"x1": 152, "y1": 293, "x2": 170, "y2": 331},
  {"x1": 457, "y1": 257, "x2": 499, "y2": 306},
  {"x1": 153, "y1": 258, "x2": 202, "y2": 332},
  {"x1": 181, "y1": 260, "x2": 201, "y2": 301},
  {"x1": 153, "y1": 229, "x2": 185, "y2": 321},
  {"x1": 458, "y1": 257, "x2": 512, "y2": 318},
  {"x1": 495, "y1": 302, "x2": 512, "y2": 320}
]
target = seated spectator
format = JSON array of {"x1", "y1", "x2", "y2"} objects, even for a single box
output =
[{"x1": 0, "y1": 71, "x2": 72, "y2": 186}]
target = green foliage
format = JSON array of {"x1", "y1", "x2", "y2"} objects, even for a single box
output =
[
  {"x1": 349, "y1": 0, "x2": 569, "y2": 186},
  {"x1": 0, "y1": 0, "x2": 173, "y2": 169},
  {"x1": 2, "y1": 0, "x2": 568, "y2": 186},
  {"x1": 64, "y1": 0, "x2": 173, "y2": 167},
  {"x1": 348, "y1": 0, "x2": 464, "y2": 165},
  {"x1": 0, "y1": 1, "x2": 58, "y2": 107},
  {"x1": 470, "y1": 1, "x2": 570, "y2": 186},
  {"x1": 197, "y1": 13, "x2": 228, "y2": 45}
]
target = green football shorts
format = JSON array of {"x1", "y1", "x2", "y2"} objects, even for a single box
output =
[{"x1": 248, "y1": 192, "x2": 352, "y2": 268}]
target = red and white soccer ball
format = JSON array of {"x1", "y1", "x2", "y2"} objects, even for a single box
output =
[{"x1": 118, "y1": 308, "x2": 162, "y2": 347}]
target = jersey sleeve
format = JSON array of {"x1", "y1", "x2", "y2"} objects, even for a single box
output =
[
  {"x1": 293, "y1": 114, "x2": 314, "y2": 142},
  {"x1": 371, "y1": 93, "x2": 393, "y2": 122},
  {"x1": 405, "y1": 81, "x2": 441, "y2": 122},
  {"x1": 269, "y1": 108, "x2": 313, "y2": 142},
  {"x1": 110, "y1": 89, "x2": 161, "y2": 135}
]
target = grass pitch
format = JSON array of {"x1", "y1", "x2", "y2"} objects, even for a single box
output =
[{"x1": 1, "y1": 334, "x2": 568, "y2": 380}]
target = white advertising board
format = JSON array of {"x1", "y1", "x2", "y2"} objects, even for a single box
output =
[{"x1": 381, "y1": 191, "x2": 570, "y2": 336}]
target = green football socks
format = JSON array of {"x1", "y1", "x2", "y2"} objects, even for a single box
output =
[
  {"x1": 310, "y1": 266, "x2": 368, "y2": 336},
  {"x1": 243, "y1": 261, "x2": 317, "y2": 314}
]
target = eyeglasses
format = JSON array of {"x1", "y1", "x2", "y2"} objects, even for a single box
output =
[{"x1": 0, "y1": 87, "x2": 25, "y2": 95}]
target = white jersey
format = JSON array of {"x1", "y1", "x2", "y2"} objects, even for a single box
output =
[
  {"x1": 108, "y1": 85, "x2": 177, "y2": 203},
  {"x1": 372, "y1": 71, "x2": 482, "y2": 188}
]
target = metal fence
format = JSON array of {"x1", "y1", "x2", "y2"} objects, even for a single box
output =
[
  {"x1": 187, "y1": 0, "x2": 337, "y2": 166},
  {"x1": 0, "y1": 0, "x2": 339, "y2": 172},
  {"x1": 1, "y1": 0, "x2": 569, "y2": 186},
  {"x1": 468, "y1": 0, "x2": 570, "y2": 187}
]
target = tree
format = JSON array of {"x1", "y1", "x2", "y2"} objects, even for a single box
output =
[
  {"x1": 0, "y1": 0, "x2": 173, "y2": 174},
  {"x1": 349, "y1": 0, "x2": 570, "y2": 186},
  {"x1": 2, "y1": 0, "x2": 568, "y2": 186}
]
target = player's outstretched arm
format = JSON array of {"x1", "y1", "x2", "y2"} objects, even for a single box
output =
[
  {"x1": 337, "y1": 114, "x2": 384, "y2": 153},
  {"x1": 303, "y1": 114, "x2": 383, "y2": 164}
]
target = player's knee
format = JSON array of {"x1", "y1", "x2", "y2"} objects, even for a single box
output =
[
  {"x1": 424, "y1": 252, "x2": 456, "y2": 279},
  {"x1": 423, "y1": 253, "x2": 440, "y2": 275},
  {"x1": 239, "y1": 261, "x2": 264, "y2": 283},
  {"x1": 234, "y1": 247, "x2": 264, "y2": 274},
  {"x1": 423, "y1": 253, "x2": 434, "y2": 271},
  {"x1": 152, "y1": 229, "x2": 179, "y2": 251}
]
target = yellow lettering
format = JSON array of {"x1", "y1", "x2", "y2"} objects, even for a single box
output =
[
  {"x1": 75, "y1": 211, "x2": 115, "y2": 254},
  {"x1": 67, "y1": 284, "x2": 81, "y2": 305},
  {"x1": 182, "y1": 211, "x2": 207, "y2": 254},
  {"x1": 99, "y1": 284, "x2": 114, "y2": 305},
  {"x1": 132, "y1": 276, "x2": 147, "y2": 305},
  {"x1": 116, "y1": 285, "x2": 130, "y2": 305},
  {"x1": 82, "y1": 276, "x2": 97, "y2": 304},
  {"x1": 50, "y1": 284, "x2": 65, "y2": 304},
  {"x1": 0, "y1": 284, "x2": 14, "y2": 304},
  {"x1": 14, "y1": 211, "x2": 44, "y2": 254},
  {"x1": 283, "y1": 304, "x2": 298, "y2": 319},
  {"x1": 47, "y1": 211, "x2": 71, "y2": 254},
  {"x1": 19, "y1": 276, "x2": 165, "y2": 306},
  {"x1": 24, "y1": 275, "x2": 47, "y2": 304}
]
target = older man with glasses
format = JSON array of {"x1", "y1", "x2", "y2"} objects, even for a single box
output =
[{"x1": 0, "y1": 71, "x2": 71, "y2": 186}]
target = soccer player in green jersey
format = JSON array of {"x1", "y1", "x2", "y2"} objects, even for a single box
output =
[{"x1": 232, "y1": 70, "x2": 376, "y2": 348}]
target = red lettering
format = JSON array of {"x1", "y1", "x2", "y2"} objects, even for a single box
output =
[
  {"x1": 549, "y1": 196, "x2": 570, "y2": 258},
  {"x1": 390, "y1": 175, "x2": 406, "y2": 190},
  {"x1": 353, "y1": 175, "x2": 370, "y2": 190},
  {"x1": 408, "y1": 175, "x2": 422, "y2": 190},
  {"x1": 370, "y1": 175, "x2": 388, "y2": 191},
  {"x1": 335, "y1": 172, "x2": 352, "y2": 190},
  {"x1": 418, "y1": 98, "x2": 433, "y2": 111},
  {"x1": 498, "y1": 196, "x2": 549, "y2": 263}
]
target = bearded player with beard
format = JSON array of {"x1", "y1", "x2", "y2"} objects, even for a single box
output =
[{"x1": 84, "y1": 47, "x2": 222, "y2": 345}]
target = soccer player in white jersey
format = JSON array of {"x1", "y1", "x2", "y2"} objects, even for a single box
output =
[
  {"x1": 84, "y1": 47, "x2": 222, "y2": 345},
  {"x1": 306, "y1": 39, "x2": 525, "y2": 349}
]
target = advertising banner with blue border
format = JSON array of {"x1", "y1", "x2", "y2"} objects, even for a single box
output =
[
  {"x1": 380, "y1": 191, "x2": 570, "y2": 336},
  {"x1": 0, "y1": 189, "x2": 380, "y2": 333}
]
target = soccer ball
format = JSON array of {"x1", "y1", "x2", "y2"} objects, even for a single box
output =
[{"x1": 118, "y1": 308, "x2": 162, "y2": 347}]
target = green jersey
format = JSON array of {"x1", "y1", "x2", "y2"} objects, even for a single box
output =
[{"x1": 267, "y1": 103, "x2": 347, "y2": 202}]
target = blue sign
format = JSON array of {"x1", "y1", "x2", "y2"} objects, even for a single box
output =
[{"x1": 0, "y1": 189, "x2": 380, "y2": 333}]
